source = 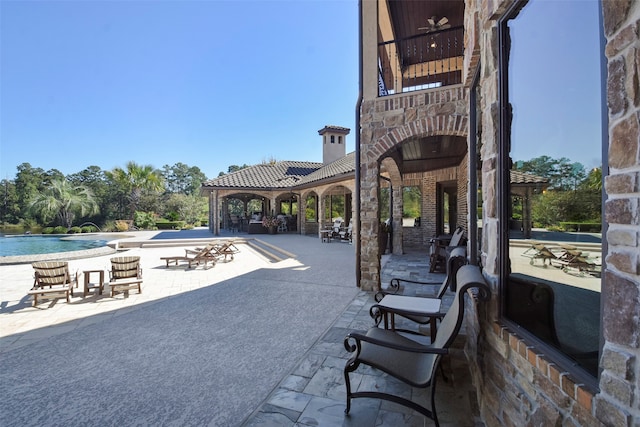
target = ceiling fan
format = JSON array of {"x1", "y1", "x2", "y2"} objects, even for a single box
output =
[{"x1": 419, "y1": 16, "x2": 451, "y2": 33}]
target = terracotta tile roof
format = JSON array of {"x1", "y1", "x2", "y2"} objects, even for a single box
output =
[
  {"x1": 297, "y1": 152, "x2": 356, "y2": 186},
  {"x1": 510, "y1": 170, "x2": 549, "y2": 185},
  {"x1": 202, "y1": 153, "x2": 356, "y2": 191},
  {"x1": 318, "y1": 125, "x2": 351, "y2": 135}
]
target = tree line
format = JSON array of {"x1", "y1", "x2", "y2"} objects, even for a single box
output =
[
  {"x1": 0, "y1": 161, "x2": 243, "y2": 232},
  {"x1": 514, "y1": 155, "x2": 602, "y2": 229}
]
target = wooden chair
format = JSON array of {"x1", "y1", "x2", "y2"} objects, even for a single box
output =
[
  {"x1": 161, "y1": 245, "x2": 219, "y2": 269},
  {"x1": 344, "y1": 265, "x2": 491, "y2": 426},
  {"x1": 108, "y1": 256, "x2": 143, "y2": 297},
  {"x1": 29, "y1": 261, "x2": 77, "y2": 306}
]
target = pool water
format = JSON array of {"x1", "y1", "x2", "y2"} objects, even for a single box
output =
[{"x1": 0, "y1": 235, "x2": 109, "y2": 257}]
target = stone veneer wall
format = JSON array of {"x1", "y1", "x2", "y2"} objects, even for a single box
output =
[
  {"x1": 359, "y1": 87, "x2": 469, "y2": 290},
  {"x1": 463, "y1": 0, "x2": 640, "y2": 425}
]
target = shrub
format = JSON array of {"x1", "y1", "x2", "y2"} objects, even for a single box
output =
[
  {"x1": 165, "y1": 211, "x2": 180, "y2": 221},
  {"x1": 69, "y1": 226, "x2": 82, "y2": 234},
  {"x1": 559, "y1": 222, "x2": 601, "y2": 232},
  {"x1": 156, "y1": 220, "x2": 185, "y2": 230},
  {"x1": 134, "y1": 211, "x2": 157, "y2": 230},
  {"x1": 115, "y1": 220, "x2": 130, "y2": 232},
  {"x1": 53, "y1": 226, "x2": 68, "y2": 234},
  {"x1": 42, "y1": 227, "x2": 55, "y2": 234},
  {"x1": 81, "y1": 225, "x2": 97, "y2": 233}
]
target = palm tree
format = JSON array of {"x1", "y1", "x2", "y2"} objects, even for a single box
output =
[
  {"x1": 29, "y1": 178, "x2": 99, "y2": 229},
  {"x1": 106, "y1": 162, "x2": 164, "y2": 218}
]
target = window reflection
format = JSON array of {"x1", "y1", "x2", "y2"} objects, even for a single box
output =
[{"x1": 505, "y1": 0, "x2": 602, "y2": 377}]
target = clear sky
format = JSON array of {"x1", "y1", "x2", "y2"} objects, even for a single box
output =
[
  {"x1": 509, "y1": 0, "x2": 602, "y2": 171},
  {"x1": 1, "y1": 0, "x2": 359, "y2": 179}
]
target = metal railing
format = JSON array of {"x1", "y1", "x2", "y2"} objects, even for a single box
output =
[{"x1": 378, "y1": 26, "x2": 464, "y2": 96}]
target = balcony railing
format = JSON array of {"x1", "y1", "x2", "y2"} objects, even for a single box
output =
[{"x1": 378, "y1": 26, "x2": 464, "y2": 96}]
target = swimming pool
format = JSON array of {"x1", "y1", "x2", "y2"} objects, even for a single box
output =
[{"x1": 0, "y1": 234, "x2": 110, "y2": 257}]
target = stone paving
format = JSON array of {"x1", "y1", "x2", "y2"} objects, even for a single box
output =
[
  {"x1": 243, "y1": 248, "x2": 484, "y2": 427},
  {"x1": 0, "y1": 230, "x2": 483, "y2": 426}
]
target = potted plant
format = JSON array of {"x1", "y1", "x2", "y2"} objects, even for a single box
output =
[{"x1": 262, "y1": 216, "x2": 279, "y2": 234}]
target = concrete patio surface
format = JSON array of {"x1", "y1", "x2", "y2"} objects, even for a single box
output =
[{"x1": 0, "y1": 229, "x2": 482, "y2": 426}]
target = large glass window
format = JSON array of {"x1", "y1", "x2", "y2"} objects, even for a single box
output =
[{"x1": 502, "y1": 0, "x2": 603, "y2": 380}]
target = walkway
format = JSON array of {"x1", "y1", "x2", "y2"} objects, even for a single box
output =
[{"x1": 0, "y1": 230, "x2": 482, "y2": 426}]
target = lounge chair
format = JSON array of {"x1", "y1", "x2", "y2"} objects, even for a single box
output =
[
  {"x1": 521, "y1": 242, "x2": 561, "y2": 267},
  {"x1": 108, "y1": 256, "x2": 143, "y2": 297},
  {"x1": 29, "y1": 261, "x2": 78, "y2": 306},
  {"x1": 344, "y1": 265, "x2": 491, "y2": 425},
  {"x1": 186, "y1": 240, "x2": 240, "y2": 262},
  {"x1": 429, "y1": 226, "x2": 466, "y2": 272},
  {"x1": 559, "y1": 252, "x2": 602, "y2": 277},
  {"x1": 161, "y1": 245, "x2": 218, "y2": 269},
  {"x1": 370, "y1": 247, "x2": 467, "y2": 341},
  {"x1": 211, "y1": 240, "x2": 240, "y2": 261}
]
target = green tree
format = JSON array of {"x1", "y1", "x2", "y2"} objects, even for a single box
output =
[
  {"x1": 582, "y1": 167, "x2": 602, "y2": 191},
  {"x1": 164, "y1": 193, "x2": 207, "y2": 225},
  {"x1": 0, "y1": 179, "x2": 19, "y2": 224},
  {"x1": 516, "y1": 156, "x2": 586, "y2": 190},
  {"x1": 29, "y1": 178, "x2": 99, "y2": 229},
  {"x1": 68, "y1": 166, "x2": 112, "y2": 225},
  {"x1": 106, "y1": 162, "x2": 164, "y2": 219},
  {"x1": 161, "y1": 163, "x2": 207, "y2": 195},
  {"x1": 14, "y1": 163, "x2": 46, "y2": 221},
  {"x1": 218, "y1": 164, "x2": 250, "y2": 177}
]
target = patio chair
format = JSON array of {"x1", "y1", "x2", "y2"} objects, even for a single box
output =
[
  {"x1": 108, "y1": 256, "x2": 143, "y2": 297},
  {"x1": 322, "y1": 217, "x2": 344, "y2": 240},
  {"x1": 559, "y1": 252, "x2": 602, "y2": 277},
  {"x1": 210, "y1": 240, "x2": 240, "y2": 261},
  {"x1": 338, "y1": 222, "x2": 353, "y2": 242},
  {"x1": 344, "y1": 265, "x2": 491, "y2": 426},
  {"x1": 520, "y1": 242, "x2": 561, "y2": 267},
  {"x1": 277, "y1": 215, "x2": 288, "y2": 233},
  {"x1": 29, "y1": 261, "x2": 77, "y2": 306},
  {"x1": 370, "y1": 247, "x2": 467, "y2": 340},
  {"x1": 429, "y1": 226, "x2": 466, "y2": 272},
  {"x1": 161, "y1": 245, "x2": 218, "y2": 269},
  {"x1": 229, "y1": 215, "x2": 240, "y2": 233}
]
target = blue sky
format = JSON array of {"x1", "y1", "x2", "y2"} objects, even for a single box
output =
[
  {"x1": 1, "y1": 0, "x2": 359, "y2": 179},
  {"x1": 510, "y1": 0, "x2": 602, "y2": 170}
]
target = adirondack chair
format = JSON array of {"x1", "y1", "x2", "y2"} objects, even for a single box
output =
[
  {"x1": 344, "y1": 265, "x2": 490, "y2": 426},
  {"x1": 108, "y1": 256, "x2": 143, "y2": 297},
  {"x1": 29, "y1": 261, "x2": 78, "y2": 306}
]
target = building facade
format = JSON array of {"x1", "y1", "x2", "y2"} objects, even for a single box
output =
[{"x1": 358, "y1": 0, "x2": 639, "y2": 425}]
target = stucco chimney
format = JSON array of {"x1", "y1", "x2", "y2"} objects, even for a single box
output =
[{"x1": 318, "y1": 125, "x2": 350, "y2": 164}]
